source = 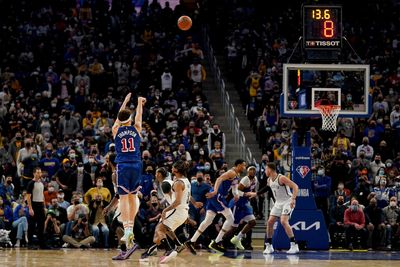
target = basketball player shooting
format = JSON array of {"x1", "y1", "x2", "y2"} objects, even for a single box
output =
[
  {"x1": 111, "y1": 93, "x2": 146, "y2": 259},
  {"x1": 246, "y1": 162, "x2": 299, "y2": 254}
]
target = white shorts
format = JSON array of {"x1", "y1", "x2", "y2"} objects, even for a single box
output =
[
  {"x1": 270, "y1": 199, "x2": 293, "y2": 217},
  {"x1": 162, "y1": 208, "x2": 188, "y2": 231}
]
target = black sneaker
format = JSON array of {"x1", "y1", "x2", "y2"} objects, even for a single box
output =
[
  {"x1": 209, "y1": 240, "x2": 226, "y2": 253},
  {"x1": 184, "y1": 241, "x2": 197, "y2": 255}
]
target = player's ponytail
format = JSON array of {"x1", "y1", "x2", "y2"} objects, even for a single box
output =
[{"x1": 172, "y1": 160, "x2": 189, "y2": 176}]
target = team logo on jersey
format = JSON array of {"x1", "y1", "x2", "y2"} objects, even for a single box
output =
[{"x1": 296, "y1": 166, "x2": 310, "y2": 178}]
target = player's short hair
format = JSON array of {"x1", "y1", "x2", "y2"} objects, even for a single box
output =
[
  {"x1": 161, "y1": 181, "x2": 172, "y2": 194},
  {"x1": 234, "y1": 159, "x2": 246, "y2": 166},
  {"x1": 118, "y1": 109, "x2": 131, "y2": 123},
  {"x1": 156, "y1": 167, "x2": 168, "y2": 178},
  {"x1": 266, "y1": 162, "x2": 277, "y2": 171},
  {"x1": 172, "y1": 160, "x2": 189, "y2": 175}
]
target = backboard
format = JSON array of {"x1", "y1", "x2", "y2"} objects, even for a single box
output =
[{"x1": 281, "y1": 63, "x2": 371, "y2": 118}]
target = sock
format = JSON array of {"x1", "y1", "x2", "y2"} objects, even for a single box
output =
[
  {"x1": 190, "y1": 231, "x2": 201, "y2": 243},
  {"x1": 160, "y1": 238, "x2": 173, "y2": 251},
  {"x1": 215, "y1": 230, "x2": 226, "y2": 243},
  {"x1": 237, "y1": 232, "x2": 243, "y2": 240},
  {"x1": 289, "y1": 236, "x2": 296, "y2": 244},
  {"x1": 266, "y1": 238, "x2": 272, "y2": 244},
  {"x1": 147, "y1": 244, "x2": 157, "y2": 254}
]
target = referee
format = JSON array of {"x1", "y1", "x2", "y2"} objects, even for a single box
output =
[{"x1": 27, "y1": 167, "x2": 46, "y2": 248}]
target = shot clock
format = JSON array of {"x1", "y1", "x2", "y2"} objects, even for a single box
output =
[{"x1": 303, "y1": 5, "x2": 342, "y2": 49}]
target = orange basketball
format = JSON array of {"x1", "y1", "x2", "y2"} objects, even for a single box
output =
[{"x1": 177, "y1": 15, "x2": 192, "y2": 31}]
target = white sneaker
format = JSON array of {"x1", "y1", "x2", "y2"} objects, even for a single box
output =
[
  {"x1": 159, "y1": 250, "x2": 177, "y2": 264},
  {"x1": 14, "y1": 239, "x2": 20, "y2": 248},
  {"x1": 263, "y1": 243, "x2": 274, "y2": 254},
  {"x1": 62, "y1": 242, "x2": 69, "y2": 248},
  {"x1": 286, "y1": 243, "x2": 299, "y2": 254}
]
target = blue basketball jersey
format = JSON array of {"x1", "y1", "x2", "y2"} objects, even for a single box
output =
[
  {"x1": 115, "y1": 126, "x2": 141, "y2": 163},
  {"x1": 218, "y1": 169, "x2": 240, "y2": 196}
]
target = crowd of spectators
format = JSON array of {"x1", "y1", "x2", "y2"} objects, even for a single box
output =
[
  {"x1": 206, "y1": 0, "x2": 400, "y2": 250},
  {"x1": 0, "y1": 0, "x2": 234, "y2": 250}
]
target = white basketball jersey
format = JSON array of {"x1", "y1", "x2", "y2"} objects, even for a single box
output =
[
  {"x1": 173, "y1": 177, "x2": 191, "y2": 211},
  {"x1": 269, "y1": 174, "x2": 292, "y2": 203}
]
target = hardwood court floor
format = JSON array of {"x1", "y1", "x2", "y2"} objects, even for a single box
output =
[{"x1": 1, "y1": 248, "x2": 399, "y2": 267}]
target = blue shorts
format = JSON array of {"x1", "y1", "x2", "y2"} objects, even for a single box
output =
[
  {"x1": 206, "y1": 194, "x2": 232, "y2": 213},
  {"x1": 231, "y1": 202, "x2": 254, "y2": 226},
  {"x1": 116, "y1": 161, "x2": 142, "y2": 195}
]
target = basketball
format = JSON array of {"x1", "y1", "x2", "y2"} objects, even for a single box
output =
[{"x1": 177, "y1": 15, "x2": 192, "y2": 31}]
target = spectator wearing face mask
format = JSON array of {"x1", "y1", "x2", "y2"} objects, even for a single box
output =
[
  {"x1": 189, "y1": 171, "x2": 211, "y2": 227},
  {"x1": 88, "y1": 193, "x2": 109, "y2": 248},
  {"x1": 344, "y1": 199, "x2": 367, "y2": 250},
  {"x1": 313, "y1": 167, "x2": 332, "y2": 224},
  {"x1": 371, "y1": 154, "x2": 386, "y2": 179},
  {"x1": 329, "y1": 195, "x2": 347, "y2": 248},
  {"x1": 354, "y1": 169, "x2": 371, "y2": 206},
  {"x1": 390, "y1": 105, "x2": 400, "y2": 127},
  {"x1": 382, "y1": 197, "x2": 399, "y2": 250},
  {"x1": 141, "y1": 166, "x2": 156, "y2": 202},
  {"x1": 54, "y1": 159, "x2": 78, "y2": 202},
  {"x1": 20, "y1": 148, "x2": 41, "y2": 189},
  {"x1": 207, "y1": 124, "x2": 226, "y2": 152},
  {"x1": 40, "y1": 146, "x2": 60, "y2": 181},
  {"x1": 0, "y1": 176, "x2": 15, "y2": 205},
  {"x1": 59, "y1": 111, "x2": 80, "y2": 137},
  {"x1": 209, "y1": 141, "x2": 224, "y2": 170},
  {"x1": 392, "y1": 177, "x2": 400, "y2": 201},
  {"x1": 364, "y1": 197, "x2": 386, "y2": 249},
  {"x1": 144, "y1": 195, "x2": 162, "y2": 239},
  {"x1": 356, "y1": 137, "x2": 374, "y2": 161},
  {"x1": 372, "y1": 177, "x2": 393, "y2": 208},
  {"x1": 84, "y1": 178, "x2": 111, "y2": 204},
  {"x1": 44, "y1": 184, "x2": 58, "y2": 208},
  {"x1": 56, "y1": 190, "x2": 70, "y2": 210}
]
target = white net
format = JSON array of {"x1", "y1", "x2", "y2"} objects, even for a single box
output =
[{"x1": 315, "y1": 105, "x2": 340, "y2": 132}]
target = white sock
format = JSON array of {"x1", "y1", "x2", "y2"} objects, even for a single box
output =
[
  {"x1": 190, "y1": 231, "x2": 201, "y2": 243},
  {"x1": 215, "y1": 230, "x2": 225, "y2": 243},
  {"x1": 237, "y1": 232, "x2": 243, "y2": 240}
]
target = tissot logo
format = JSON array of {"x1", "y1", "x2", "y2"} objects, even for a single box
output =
[
  {"x1": 291, "y1": 221, "x2": 321, "y2": 231},
  {"x1": 306, "y1": 40, "x2": 341, "y2": 47}
]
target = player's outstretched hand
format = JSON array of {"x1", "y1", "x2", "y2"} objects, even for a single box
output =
[
  {"x1": 138, "y1": 96, "x2": 147, "y2": 105},
  {"x1": 124, "y1": 93, "x2": 132, "y2": 103}
]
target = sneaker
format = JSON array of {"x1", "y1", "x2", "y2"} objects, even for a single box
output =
[
  {"x1": 209, "y1": 240, "x2": 226, "y2": 253},
  {"x1": 159, "y1": 250, "x2": 178, "y2": 264},
  {"x1": 263, "y1": 243, "x2": 274, "y2": 254},
  {"x1": 112, "y1": 243, "x2": 138, "y2": 260},
  {"x1": 14, "y1": 240, "x2": 20, "y2": 248},
  {"x1": 62, "y1": 242, "x2": 69, "y2": 248},
  {"x1": 286, "y1": 243, "x2": 299, "y2": 254},
  {"x1": 184, "y1": 241, "x2": 197, "y2": 255},
  {"x1": 230, "y1": 235, "x2": 245, "y2": 250},
  {"x1": 112, "y1": 250, "x2": 127, "y2": 260},
  {"x1": 386, "y1": 244, "x2": 392, "y2": 250},
  {"x1": 140, "y1": 247, "x2": 157, "y2": 261}
]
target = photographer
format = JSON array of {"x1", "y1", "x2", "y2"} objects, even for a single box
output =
[
  {"x1": 43, "y1": 208, "x2": 61, "y2": 248},
  {"x1": 62, "y1": 213, "x2": 95, "y2": 248}
]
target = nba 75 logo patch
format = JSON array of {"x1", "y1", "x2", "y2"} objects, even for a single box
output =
[{"x1": 296, "y1": 166, "x2": 310, "y2": 178}]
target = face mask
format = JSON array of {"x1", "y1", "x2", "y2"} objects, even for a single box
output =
[
  {"x1": 370, "y1": 202, "x2": 377, "y2": 208},
  {"x1": 143, "y1": 156, "x2": 149, "y2": 160},
  {"x1": 351, "y1": 204, "x2": 358, "y2": 212},
  {"x1": 57, "y1": 194, "x2": 64, "y2": 199},
  {"x1": 26, "y1": 143, "x2": 31, "y2": 148},
  {"x1": 65, "y1": 102, "x2": 69, "y2": 105},
  {"x1": 387, "y1": 163, "x2": 392, "y2": 168},
  {"x1": 89, "y1": 158, "x2": 95, "y2": 164},
  {"x1": 46, "y1": 150, "x2": 52, "y2": 157},
  {"x1": 360, "y1": 154, "x2": 365, "y2": 158},
  {"x1": 152, "y1": 202, "x2": 158, "y2": 207},
  {"x1": 73, "y1": 200, "x2": 80, "y2": 205},
  {"x1": 197, "y1": 177, "x2": 203, "y2": 183},
  {"x1": 347, "y1": 97, "x2": 352, "y2": 101},
  {"x1": 193, "y1": 145, "x2": 199, "y2": 150},
  {"x1": 214, "y1": 129, "x2": 218, "y2": 134},
  {"x1": 110, "y1": 147, "x2": 115, "y2": 152},
  {"x1": 6, "y1": 180, "x2": 12, "y2": 185},
  {"x1": 44, "y1": 114, "x2": 49, "y2": 119},
  {"x1": 317, "y1": 170, "x2": 325, "y2": 176},
  {"x1": 390, "y1": 201, "x2": 397, "y2": 207},
  {"x1": 79, "y1": 197, "x2": 83, "y2": 203},
  {"x1": 31, "y1": 154, "x2": 38, "y2": 159},
  {"x1": 97, "y1": 183, "x2": 103, "y2": 188},
  {"x1": 199, "y1": 150, "x2": 204, "y2": 155},
  {"x1": 337, "y1": 200, "x2": 344, "y2": 205},
  {"x1": 375, "y1": 160, "x2": 381, "y2": 164},
  {"x1": 51, "y1": 103, "x2": 57, "y2": 108},
  {"x1": 78, "y1": 166, "x2": 84, "y2": 172},
  {"x1": 69, "y1": 154, "x2": 76, "y2": 159},
  {"x1": 64, "y1": 163, "x2": 71, "y2": 168},
  {"x1": 380, "y1": 180, "x2": 387, "y2": 186},
  {"x1": 338, "y1": 184, "x2": 344, "y2": 190},
  {"x1": 204, "y1": 165, "x2": 210, "y2": 171}
]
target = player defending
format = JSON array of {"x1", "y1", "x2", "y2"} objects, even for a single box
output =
[
  {"x1": 247, "y1": 162, "x2": 299, "y2": 254},
  {"x1": 112, "y1": 93, "x2": 146, "y2": 259},
  {"x1": 140, "y1": 160, "x2": 191, "y2": 264},
  {"x1": 229, "y1": 165, "x2": 258, "y2": 250},
  {"x1": 185, "y1": 159, "x2": 247, "y2": 253}
]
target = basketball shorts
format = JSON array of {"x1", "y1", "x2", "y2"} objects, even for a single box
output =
[
  {"x1": 232, "y1": 202, "x2": 255, "y2": 227},
  {"x1": 162, "y1": 208, "x2": 188, "y2": 231},
  {"x1": 116, "y1": 161, "x2": 142, "y2": 195},
  {"x1": 270, "y1": 199, "x2": 293, "y2": 217},
  {"x1": 206, "y1": 193, "x2": 233, "y2": 213}
]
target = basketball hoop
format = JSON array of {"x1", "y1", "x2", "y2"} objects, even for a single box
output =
[{"x1": 315, "y1": 105, "x2": 340, "y2": 132}]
